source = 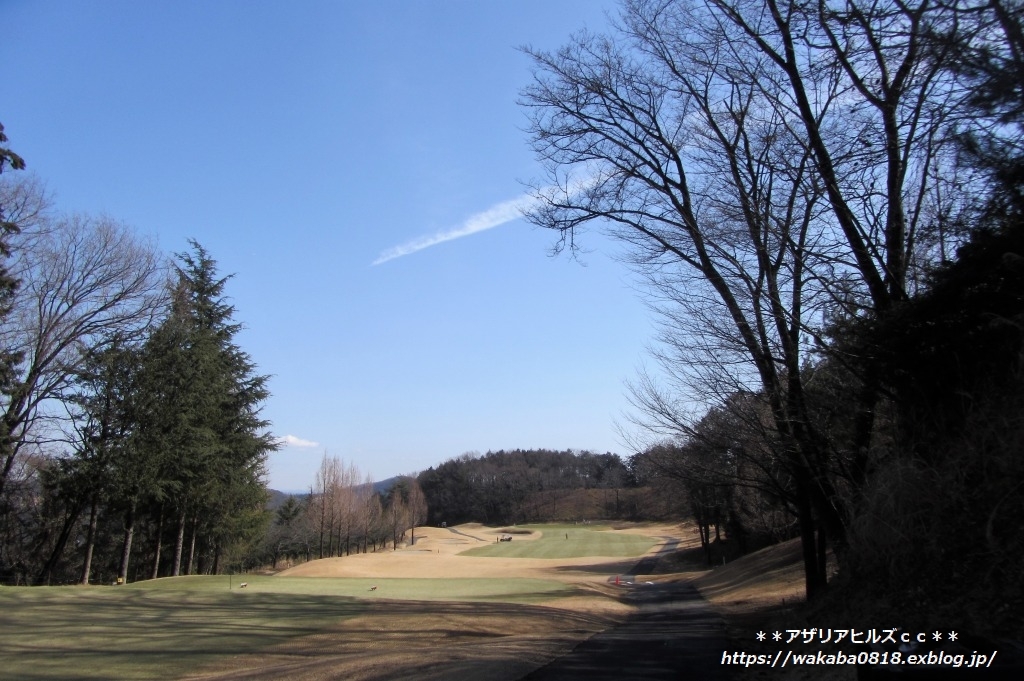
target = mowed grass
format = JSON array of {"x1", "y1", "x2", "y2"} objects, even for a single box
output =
[
  {"x1": 0, "y1": 523, "x2": 635, "y2": 680},
  {"x1": 0, "y1": 582, "x2": 363, "y2": 680},
  {"x1": 462, "y1": 524, "x2": 659, "y2": 559},
  {"x1": 0, "y1": 575, "x2": 576, "y2": 681},
  {"x1": 144, "y1": 574, "x2": 577, "y2": 603}
]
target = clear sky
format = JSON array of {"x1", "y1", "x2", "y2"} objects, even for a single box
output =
[{"x1": 2, "y1": 0, "x2": 660, "y2": 492}]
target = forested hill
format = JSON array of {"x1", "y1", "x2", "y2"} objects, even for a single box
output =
[{"x1": 417, "y1": 449, "x2": 637, "y2": 526}]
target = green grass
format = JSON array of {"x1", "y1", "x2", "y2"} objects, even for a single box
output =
[
  {"x1": 463, "y1": 524, "x2": 659, "y2": 559},
  {"x1": 0, "y1": 584, "x2": 364, "y2": 680},
  {"x1": 0, "y1": 523, "x2": 635, "y2": 680},
  {"x1": 0, "y1": 575, "x2": 577, "y2": 680},
  {"x1": 136, "y1": 574, "x2": 577, "y2": 603}
]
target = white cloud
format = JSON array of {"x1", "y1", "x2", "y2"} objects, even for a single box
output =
[
  {"x1": 372, "y1": 193, "x2": 540, "y2": 266},
  {"x1": 278, "y1": 434, "x2": 319, "y2": 448}
]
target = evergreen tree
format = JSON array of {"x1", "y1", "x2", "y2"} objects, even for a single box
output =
[
  {"x1": 59, "y1": 336, "x2": 142, "y2": 585},
  {"x1": 137, "y1": 241, "x2": 275, "y2": 576}
]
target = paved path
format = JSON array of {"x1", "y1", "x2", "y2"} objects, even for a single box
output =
[
  {"x1": 444, "y1": 526, "x2": 488, "y2": 542},
  {"x1": 520, "y1": 540, "x2": 733, "y2": 680}
]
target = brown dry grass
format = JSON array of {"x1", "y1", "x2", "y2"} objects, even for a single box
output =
[
  {"x1": 183, "y1": 600, "x2": 620, "y2": 681},
  {"x1": 277, "y1": 522, "x2": 682, "y2": 616},
  {"x1": 186, "y1": 523, "x2": 842, "y2": 681},
  {"x1": 685, "y1": 539, "x2": 855, "y2": 681},
  {"x1": 184, "y1": 522, "x2": 682, "y2": 680}
]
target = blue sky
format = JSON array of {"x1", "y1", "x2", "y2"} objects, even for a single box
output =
[{"x1": 2, "y1": 0, "x2": 659, "y2": 492}]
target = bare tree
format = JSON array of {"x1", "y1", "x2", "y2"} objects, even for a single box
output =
[
  {"x1": 0, "y1": 210, "x2": 165, "y2": 500},
  {"x1": 350, "y1": 472, "x2": 377, "y2": 555},
  {"x1": 405, "y1": 478, "x2": 428, "y2": 546},
  {"x1": 362, "y1": 492, "x2": 384, "y2": 553},
  {"x1": 521, "y1": 0, "x2": 975, "y2": 598},
  {"x1": 0, "y1": 174, "x2": 49, "y2": 238},
  {"x1": 333, "y1": 460, "x2": 361, "y2": 556},
  {"x1": 309, "y1": 453, "x2": 340, "y2": 559},
  {"x1": 385, "y1": 485, "x2": 408, "y2": 551},
  {"x1": 308, "y1": 454, "x2": 376, "y2": 558}
]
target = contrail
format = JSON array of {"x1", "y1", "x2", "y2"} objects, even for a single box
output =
[{"x1": 372, "y1": 193, "x2": 540, "y2": 266}]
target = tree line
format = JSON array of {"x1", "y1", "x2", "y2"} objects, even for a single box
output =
[
  {"x1": 417, "y1": 449, "x2": 638, "y2": 526},
  {"x1": 255, "y1": 455, "x2": 427, "y2": 570},
  {"x1": 521, "y1": 0, "x2": 1024, "y2": 638},
  {"x1": 0, "y1": 145, "x2": 275, "y2": 585}
]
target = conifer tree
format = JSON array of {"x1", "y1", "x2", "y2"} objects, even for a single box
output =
[
  {"x1": 138, "y1": 241, "x2": 275, "y2": 576},
  {"x1": 39, "y1": 336, "x2": 142, "y2": 585}
]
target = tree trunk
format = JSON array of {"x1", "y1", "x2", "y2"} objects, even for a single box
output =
[
  {"x1": 795, "y1": 484, "x2": 827, "y2": 600},
  {"x1": 185, "y1": 514, "x2": 198, "y2": 576},
  {"x1": 80, "y1": 495, "x2": 100, "y2": 585},
  {"x1": 171, "y1": 506, "x2": 186, "y2": 577},
  {"x1": 318, "y1": 489, "x2": 326, "y2": 559},
  {"x1": 816, "y1": 523, "x2": 828, "y2": 591},
  {"x1": 151, "y1": 506, "x2": 164, "y2": 580},
  {"x1": 37, "y1": 507, "x2": 82, "y2": 585},
  {"x1": 118, "y1": 500, "x2": 136, "y2": 583}
]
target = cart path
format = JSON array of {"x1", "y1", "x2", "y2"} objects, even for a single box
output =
[
  {"x1": 520, "y1": 539, "x2": 732, "y2": 680},
  {"x1": 445, "y1": 526, "x2": 489, "y2": 542}
]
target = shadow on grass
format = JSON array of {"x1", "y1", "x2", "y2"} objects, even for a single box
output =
[
  {"x1": 0, "y1": 581, "x2": 607, "y2": 681},
  {"x1": 186, "y1": 598, "x2": 624, "y2": 681},
  {"x1": 546, "y1": 558, "x2": 646, "y2": 576},
  {"x1": 0, "y1": 590, "x2": 369, "y2": 680}
]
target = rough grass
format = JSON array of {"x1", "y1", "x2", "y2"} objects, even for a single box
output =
[
  {"x1": 0, "y1": 523, "x2": 673, "y2": 681},
  {"x1": 0, "y1": 575, "x2": 579, "y2": 680},
  {"x1": 462, "y1": 524, "x2": 658, "y2": 559},
  {"x1": 686, "y1": 539, "x2": 855, "y2": 681},
  {"x1": 0, "y1": 585, "x2": 368, "y2": 680},
  {"x1": 136, "y1": 574, "x2": 576, "y2": 602}
]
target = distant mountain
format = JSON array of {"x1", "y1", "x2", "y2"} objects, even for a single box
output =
[
  {"x1": 373, "y1": 476, "x2": 402, "y2": 495},
  {"x1": 266, "y1": 489, "x2": 299, "y2": 510},
  {"x1": 266, "y1": 475, "x2": 405, "y2": 510}
]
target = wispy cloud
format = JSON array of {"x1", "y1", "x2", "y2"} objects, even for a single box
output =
[
  {"x1": 372, "y1": 193, "x2": 540, "y2": 266},
  {"x1": 372, "y1": 173, "x2": 603, "y2": 266},
  {"x1": 278, "y1": 434, "x2": 320, "y2": 448}
]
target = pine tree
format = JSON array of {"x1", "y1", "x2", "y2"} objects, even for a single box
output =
[
  {"x1": 39, "y1": 336, "x2": 142, "y2": 585},
  {"x1": 138, "y1": 241, "x2": 275, "y2": 576}
]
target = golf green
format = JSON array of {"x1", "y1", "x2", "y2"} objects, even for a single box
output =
[{"x1": 462, "y1": 525, "x2": 658, "y2": 559}]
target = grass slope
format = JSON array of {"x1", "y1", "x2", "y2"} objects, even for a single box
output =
[
  {"x1": 0, "y1": 584, "x2": 367, "y2": 680},
  {"x1": 0, "y1": 574, "x2": 578, "y2": 680},
  {"x1": 0, "y1": 523, "x2": 667, "y2": 681},
  {"x1": 462, "y1": 524, "x2": 658, "y2": 559}
]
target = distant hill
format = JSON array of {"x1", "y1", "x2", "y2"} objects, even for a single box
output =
[
  {"x1": 417, "y1": 448, "x2": 640, "y2": 526},
  {"x1": 267, "y1": 475, "x2": 403, "y2": 511},
  {"x1": 266, "y1": 489, "x2": 298, "y2": 510},
  {"x1": 372, "y1": 476, "x2": 401, "y2": 495}
]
